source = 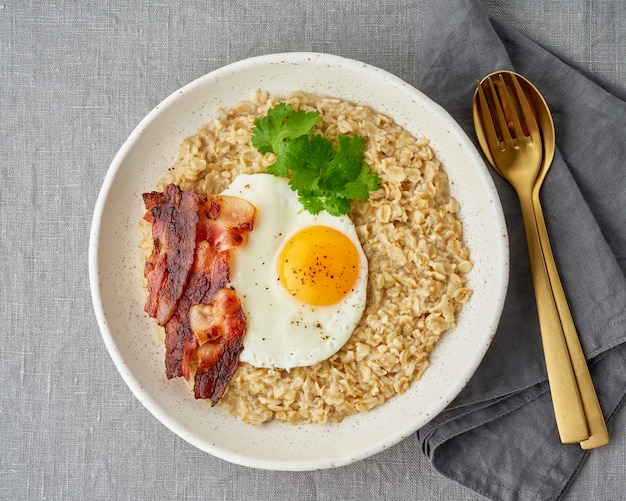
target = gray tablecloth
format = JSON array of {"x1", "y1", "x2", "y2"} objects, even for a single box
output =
[{"x1": 1, "y1": 1, "x2": 625, "y2": 500}]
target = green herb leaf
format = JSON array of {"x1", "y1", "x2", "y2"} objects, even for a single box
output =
[
  {"x1": 321, "y1": 134, "x2": 366, "y2": 188},
  {"x1": 338, "y1": 163, "x2": 383, "y2": 201},
  {"x1": 251, "y1": 103, "x2": 381, "y2": 215},
  {"x1": 251, "y1": 103, "x2": 321, "y2": 154},
  {"x1": 268, "y1": 135, "x2": 310, "y2": 177}
]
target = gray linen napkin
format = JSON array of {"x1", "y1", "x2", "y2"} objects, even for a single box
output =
[{"x1": 415, "y1": 1, "x2": 626, "y2": 500}]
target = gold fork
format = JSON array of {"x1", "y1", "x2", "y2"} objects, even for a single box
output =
[{"x1": 473, "y1": 72, "x2": 589, "y2": 444}]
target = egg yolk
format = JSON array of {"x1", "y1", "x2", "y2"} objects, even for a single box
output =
[{"x1": 278, "y1": 225, "x2": 360, "y2": 306}]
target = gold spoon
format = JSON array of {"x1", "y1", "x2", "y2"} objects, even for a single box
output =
[
  {"x1": 472, "y1": 71, "x2": 588, "y2": 444},
  {"x1": 473, "y1": 71, "x2": 608, "y2": 448},
  {"x1": 520, "y1": 75, "x2": 609, "y2": 450}
]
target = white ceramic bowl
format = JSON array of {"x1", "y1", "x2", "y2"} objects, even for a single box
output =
[{"x1": 89, "y1": 52, "x2": 508, "y2": 470}]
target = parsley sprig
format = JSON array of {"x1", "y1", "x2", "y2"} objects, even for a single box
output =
[{"x1": 251, "y1": 103, "x2": 381, "y2": 216}]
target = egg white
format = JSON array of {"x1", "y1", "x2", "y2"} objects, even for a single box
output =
[{"x1": 220, "y1": 173, "x2": 368, "y2": 370}]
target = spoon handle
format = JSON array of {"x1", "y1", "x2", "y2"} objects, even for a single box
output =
[
  {"x1": 533, "y1": 195, "x2": 609, "y2": 449},
  {"x1": 518, "y1": 191, "x2": 589, "y2": 443}
]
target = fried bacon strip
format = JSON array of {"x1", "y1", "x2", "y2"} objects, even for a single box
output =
[
  {"x1": 143, "y1": 185, "x2": 199, "y2": 326},
  {"x1": 197, "y1": 193, "x2": 256, "y2": 252},
  {"x1": 163, "y1": 241, "x2": 230, "y2": 380},
  {"x1": 190, "y1": 288, "x2": 247, "y2": 405},
  {"x1": 142, "y1": 184, "x2": 256, "y2": 404}
]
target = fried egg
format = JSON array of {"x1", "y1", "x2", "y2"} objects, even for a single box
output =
[{"x1": 220, "y1": 173, "x2": 368, "y2": 370}]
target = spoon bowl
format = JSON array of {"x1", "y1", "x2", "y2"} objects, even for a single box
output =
[{"x1": 473, "y1": 72, "x2": 555, "y2": 176}]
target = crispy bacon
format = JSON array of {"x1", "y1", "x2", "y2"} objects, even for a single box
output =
[
  {"x1": 163, "y1": 241, "x2": 230, "y2": 380},
  {"x1": 142, "y1": 185, "x2": 199, "y2": 326},
  {"x1": 190, "y1": 288, "x2": 247, "y2": 405},
  {"x1": 142, "y1": 184, "x2": 256, "y2": 405},
  {"x1": 197, "y1": 193, "x2": 256, "y2": 252}
]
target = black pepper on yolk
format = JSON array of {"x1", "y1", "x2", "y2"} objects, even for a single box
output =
[{"x1": 278, "y1": 225, "x2": 360, "y2": 306}]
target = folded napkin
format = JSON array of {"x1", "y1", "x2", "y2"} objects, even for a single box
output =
[{"x1": 415, "y1": 1, "x2": 626, "y2": 499}]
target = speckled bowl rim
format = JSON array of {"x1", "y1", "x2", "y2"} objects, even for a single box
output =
[{"x1": 89, "y1": 52, "x2": 509, "y2": 471}]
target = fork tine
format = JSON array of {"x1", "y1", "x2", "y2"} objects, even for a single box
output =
[
  {"x1": 496, "y1": 74, "x2": 527, "y2": 144},
  {"x1": 486, "y1": 76, "x2": 513, "y2": 147},
  {"x1": 475, "y1": 81, "x2": 501, "y2": 153},
  {"x1": 511, "y1": 73, "x2": 541, "y2": 144}
]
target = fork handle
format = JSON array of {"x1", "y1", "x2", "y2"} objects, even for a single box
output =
[
  {"x1": 533, "y1": 194, "x2": 609, "y2": 449},
  {"x1": 518, "y1": 192, "x2": 589, "y2": 443}
]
